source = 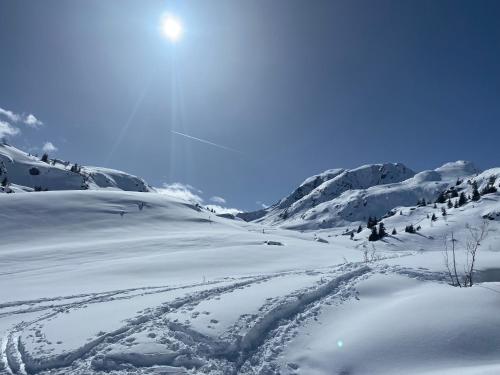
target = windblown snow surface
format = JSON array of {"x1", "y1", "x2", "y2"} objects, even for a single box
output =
[{"x1": 1, "y1": 146, "x2": 500, "y2": 374}]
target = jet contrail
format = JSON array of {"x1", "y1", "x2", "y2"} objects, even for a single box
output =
[{"x1": 171, "y1": 130, "x2": 242, "y2": 154}]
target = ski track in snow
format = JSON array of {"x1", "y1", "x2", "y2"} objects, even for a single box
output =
[
  {"x1": 2, "y1": 144, "x2": 500, "y2": 374},
  {"x1": 1, "y1": 272, "x2": 281, "y2": 373},
  {"x1": 0, "y1": 261, "x2": 447, "y2": 375},
  {"x1": 0, "y1": 281, "x2": 234, "y2": 318},
  {"x1": 0, "y1": 263, "x2": 405, "y2": 374},
  {"x1": 0, "y1": 277, "x2": 247, "y2": 373}
]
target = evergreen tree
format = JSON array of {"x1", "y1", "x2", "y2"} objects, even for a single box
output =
[
  {"x1": 357, "y1": 225, "x2": 363, "y2": 233},
  {"x1": 435, "y1": 191, "x2": 447, "y2": 204},
  {"x1": 1, "y1": 177, "x2": 7, "y2": 187},
  {"x1": 378, "y1": 222, "x2": 387, "y2": 238},
  {"x1": 471, "y1": 181, "x2": 480, "y2": 201},
  {"x1": 447, "y1": 198, "x2": 453, "y2": 209},
  {"x1": 0, "y1": 161, "x2": 6, "y2": 176},
  {"x1": 350, "y1": 232, "x2": 354, "y2": 240},
  {"x1": 431, "y1": 213, "x2": 437, "y2": 221},
  {"x1": 70, "y1": 163, "x2": 80, "y2": 173},
  {"x1": 481, "y1": 176, "x2": 497, "y2": 195},
  {"x1": 458, "y1": 192, "x2": 467, "y2": 206},
  {"x1": 405, "y1": 224, "x2": 415, "y2": 234},
  {"x1": 454, "y1": 199, "x2": 459, "y2": 209},
  {"x1": 368, "y1": 226, "x2": 379, "y2": 241},
  {"x1": 367, "y1": 216, "x2": 378, "y2": 229},
  {"x1": 41, "y1": 153, "x2": 49, "y2": 163},
  {"x1": 441, "y1": 207, "x2": 447, "y2": 216},
  {"x1": 392, "y1": 228, "x2": 397, "y2": 235}
]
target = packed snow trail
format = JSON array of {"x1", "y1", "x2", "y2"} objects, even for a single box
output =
[
  {"x1": 2, "y1": 262, "x2": 466, "y2": 375},
  {"x1": 0, "y1": 264, "x2": 373, "y2": 374},
  {"x1": 3, "y1": 276, "x2": 269, "y2": 373},
  {"x1": 236, "y1": 266, "x2": 370, "y2": 355}
]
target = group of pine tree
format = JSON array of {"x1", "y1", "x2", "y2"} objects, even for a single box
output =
[{"x1": 365, "y1": 176, "x2": 498, "y2": 242}]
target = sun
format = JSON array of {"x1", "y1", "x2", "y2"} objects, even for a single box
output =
[{"x1": 161, "y1": 14, "x2": 183, "y2": 42}]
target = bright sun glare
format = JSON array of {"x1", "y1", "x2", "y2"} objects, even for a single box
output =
[{"x1": 161, "y1": 14, "x2": 183, "y2": 42}]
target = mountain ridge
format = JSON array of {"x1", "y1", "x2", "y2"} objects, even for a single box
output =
[
  {"x1": 2, "y1": 142, "x2": 498, "y2": 232},
  {"x1": 238, "y1": 160, "x2": 492, "y2": 230},
  {"x1": 0, "y1": 143, "x2": 151, "y2": 193}
]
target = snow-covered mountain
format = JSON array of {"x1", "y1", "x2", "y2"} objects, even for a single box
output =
[
  {"x1": 239, "y1": 160, "x2": 492, "y2": 229},
  {"x1": 0, "y1": 143, "x2": 151, "y2": 193},
  {"x1": 2, "y1": 143, "x2": 500, "y2": 375}
]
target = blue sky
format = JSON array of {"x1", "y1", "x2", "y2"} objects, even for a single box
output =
[{"x1": 1, "y1": 0, "x2": 500, "y2": 210}]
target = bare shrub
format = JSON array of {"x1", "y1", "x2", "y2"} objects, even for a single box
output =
[
  {"x1": 363, "y1": 243, "x2": 379, "y2": 263},
  {"x1": 443, "y1": 221, "x2": 489, "y2": 287}
]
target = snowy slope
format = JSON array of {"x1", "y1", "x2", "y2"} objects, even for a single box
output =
[
  {"x1": 1, "y1": 185, "x2": 500, "y2": 374},
  {"x1": 238, "y1": 168, "x2": 346, "y2": 222},
  {"x1": 2, "y1": 145, "x2": 500, "y2": 375},
  {"x1": 241, "y1": 161, "x2": 485, "y2": 230},
  {"x1": 279, "y1": 274, "x2": 500, "y2": 375},
  {"x1": 0, "y1": 144, "x2": 150, "y2": 192},
  {"x1": 240, "y1": 163, "x2": 414, "y2": 225},
  {"x1": 0, "y1": 188, "x2": 366, "y2": 374}
]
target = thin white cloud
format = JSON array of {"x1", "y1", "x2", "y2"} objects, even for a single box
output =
[
  {"x1": 42, "y1": 141, "x2": 57, "y2": 153},
  {"x1": 0, "y1": 107, "x2": 21, "y2": 122},
  {"x1": 0, "y1": 120, "x2": 20, "y2": 139},
  {"x1": 25, "y1": 114, "x2": 43, "y2": 128},
  {"x1": 156, "y1": 182, "x2": 240, "y2": 215},
  {"x1": 0, "y1": 107, "x2": 43, "y2": 128},
  {"x1": 156, "y1": 182, "x2": 203, "y2": 204},
  {"x1": 205, "y1": 204, "x2": 241, "y2": 215},
  {"x1": 256, "y1": 201, "x2": 269, "y2": 209},
  {"x1": 185, "y1": 184, "x2": 203, "y2": 194},
  {"x1": 210, "y1": 196, "x2": 226, "y2": 204}
]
